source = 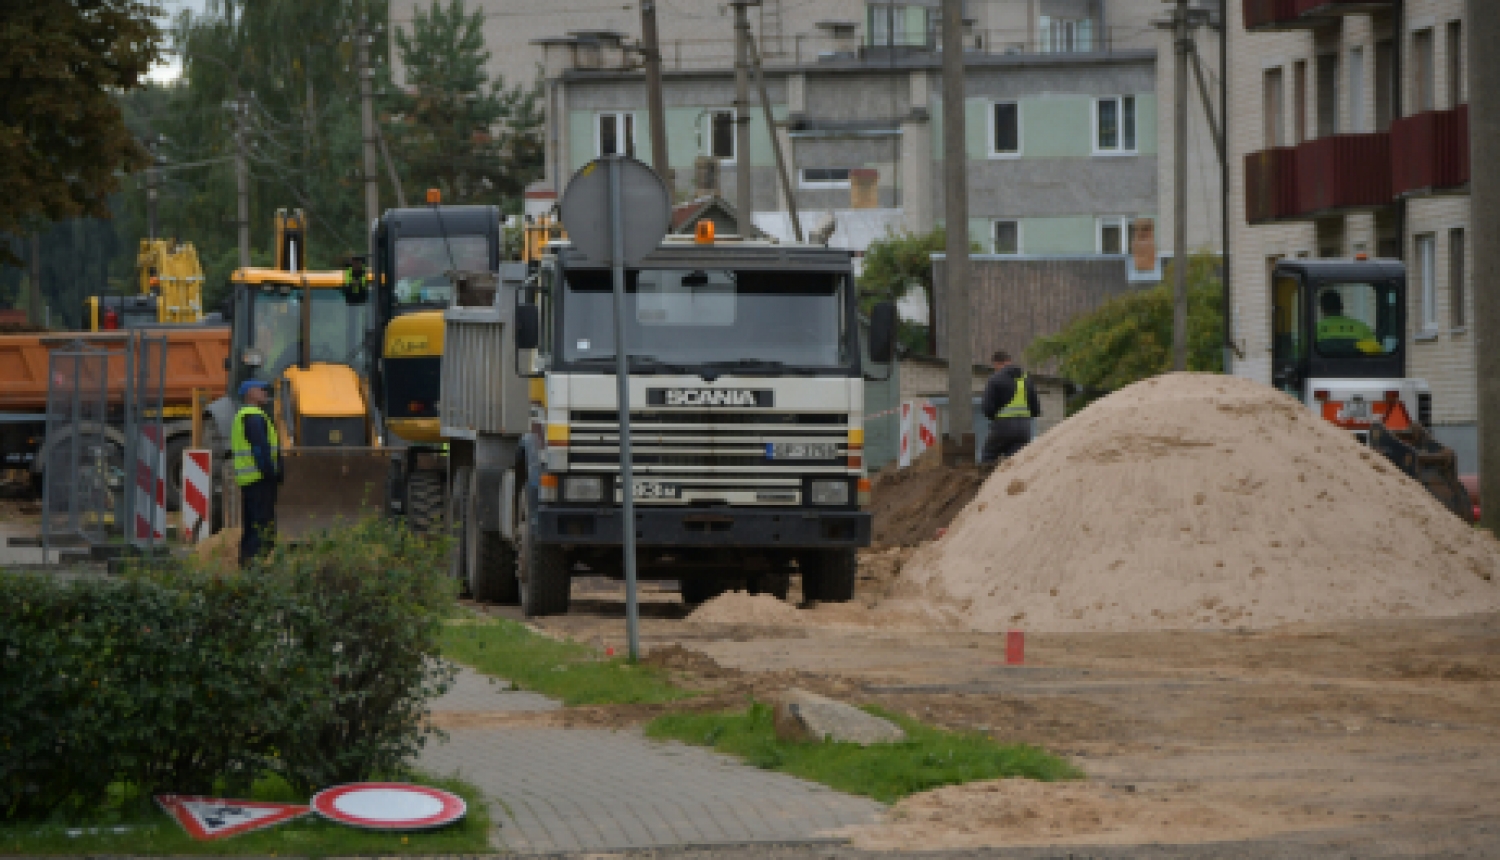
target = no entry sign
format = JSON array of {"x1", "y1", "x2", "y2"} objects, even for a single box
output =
[
  {"x1": 311, "y1": 783, "x2": 466, "y2": 831},
  {"x1": 154, "y1": 794, "x2": 310, "y2": 840}
]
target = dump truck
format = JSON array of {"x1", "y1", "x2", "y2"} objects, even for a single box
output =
[
  {"x1": 0, "y1": 327, "x2": 229, "y2": 507},
  {"x1": 1271, "y1": 257, "x2": 1473, "y2": 521},
  {"x1": 435, "y1": 235, "x2": 897, "y2": 616}
]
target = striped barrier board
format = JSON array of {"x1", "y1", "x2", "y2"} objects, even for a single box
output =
[
  {"x1": 182, "y1": 449, "x2": 212, "y2": 543},
  {"x1": 898, "y1": 399, "x2": 939, "y2": 468},
  {"x1": 132, "y1": 424, "x2": 167, "y2": 546}
]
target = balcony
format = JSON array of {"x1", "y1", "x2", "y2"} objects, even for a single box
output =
[
  {"x1": 1392, "y1": 105, "x2": 1470, "y2": 196},
  {"x1": 1245, "y1": 133, "x2": 1392, "y2": 223},
  {"x1": 1243, "y1": 0, "x2": 1391, "y2": 31}
]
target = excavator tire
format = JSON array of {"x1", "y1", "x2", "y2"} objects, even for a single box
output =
[{"x1": 405, "y1": 470, "x2": 446, "y2": 535}]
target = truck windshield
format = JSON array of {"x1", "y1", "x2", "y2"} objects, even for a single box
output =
[
  {"x1": 1313, "y1": 281, "x2": 1401, "y2": 358},
  {"x1": 560, "y1": 268, "x2": 851, "y2": 369},
  {"x1": 249, "y1": 288, "x2": 371, "y2": 382},
  {"x1": 392, "y1": 236, "x2": 490, "y2": 309}
]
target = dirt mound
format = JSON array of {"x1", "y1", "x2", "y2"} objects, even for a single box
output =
[
  {"x1": 194, "y1": 527, "x2": 241, "y2": 572},
  {"x1": 641, "y1": 643, "x2": 729, "y2": 675},
  {"x1": 841, "y1": 778, "x2": 1299, "y2": 849},
  {"x1": 687, "y1": 591, "x2": 805, "y2": 625},
  {"x1": 896, "y1": 373, "x2": 1500, "y2": 632},
  {"x1": 869, "y1": 457, "x2": 985, "y2": 547}
]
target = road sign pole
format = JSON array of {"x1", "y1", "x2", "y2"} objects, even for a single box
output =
[{"x1": 607, "y1": 156, "x2": 642, "y2": 662}]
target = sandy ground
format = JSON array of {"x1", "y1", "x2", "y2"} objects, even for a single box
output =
[{"x1": 473, "y1": 570, "x2": 1500, "y2": 855}]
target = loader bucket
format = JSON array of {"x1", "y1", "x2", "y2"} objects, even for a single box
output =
[
  {"x1": 275, "y1": 447, "x2": 392, "y2": 539},
  {"x1": 1367, "y1": 422, "x2": 1475, "y2": 524}
]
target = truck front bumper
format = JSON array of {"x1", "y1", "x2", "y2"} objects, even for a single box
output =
[{"x1": 535, "y1": 505, "x2": 870, "y2": 548}]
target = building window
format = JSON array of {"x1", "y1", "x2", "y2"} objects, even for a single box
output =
[
  {"x1": 799, "y1": 167, "x2": 851, "y2": 188},
  {"x1": 1413, "y1": 28, "x2": 1435, "y2": 113},
  {"x1": 1098, "y1": 217, "x2": 1129, "y2": 255},
  {"x1": 1293, "y1": 61, "x2": 1308, "y2": 143},
  {"x1": 703, "y1": 109, "x2": 735, "y2": 162},
  {"x1": 1349, "y1": 47, "x2": 1366, "y2": 133},
  {"x1": 1375, "y1": 40, "x2": 1395, "y2": 131},
  {"x1": 1094, "y1": 95, "x2": 1136, "y2": 154},
  {"x1": 990, "y1": 101, "x2": 1020, "y2": 156},
  {"x1": 1448, "y1": 21, "x2": 1464, "y2": 108},
  {"x1": 597, "y1": 112, "x2": 635, "y2": 157},
  {"x1": 993, "y1": 220, "x2": 1020, "y2": 255},
  {"x1": 1038, "y1": 16, "x2": 1093, "y2": 53},
  {"x1": 1450, "y1": 228, "x2": 1466, "y2": 328},
  {"x1": 867, "y1": 4, "x2": 929, "y2": 47},
  {"x1": 1316, "y1": 53, "x2": 1339, "y2": 138},
  {"x1": 1264, "y1": 67, "x2": 1285, "y2": 148},
  {"x1": 1415, "y1": 233, "x2": 1437, "y2": 331}
]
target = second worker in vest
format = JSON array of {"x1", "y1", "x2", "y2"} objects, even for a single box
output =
[
  {"x1": 979, "y1": 350, "x2": 1041, "y2": 465},
  {"x1": 232, "y1": 379, "x2": 283, "y2": 568}
]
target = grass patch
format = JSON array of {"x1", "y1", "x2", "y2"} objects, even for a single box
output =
[
  {"x1": 0, "y1": 773, "x2": 490, "y2": 856},
  {"x1": 645, "y1": 702, "x2": 1081, "y2": 803},
  {"x1": 439, "y1": 615, "x2": 693, "y2": 706}
]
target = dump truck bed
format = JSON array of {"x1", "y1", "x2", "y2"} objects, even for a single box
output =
[{"x1": 0, "y1": 328, "x2": 229, "y2": 411}]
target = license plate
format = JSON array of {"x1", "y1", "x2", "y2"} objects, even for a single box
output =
[
  {"x1": 1340, "y1": 398, "x2": 1370, "y2": 421},
  {"x1": 766, "y1": 442, "x2": 839, "y2": 460},
  {"x1": 633, "y1": 480, "x2": 681, "y2": 500}
]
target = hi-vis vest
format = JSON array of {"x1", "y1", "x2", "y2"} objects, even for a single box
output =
[
  {"x1": 995, "y1": 374, "x2": 1033, "y2": 419},
  {"x1": 1316, "y1": 315, "x2": 1375, "y2": 342},
  {"x1": 232, "y1": 405, "x2": 280, "y2": 486}
]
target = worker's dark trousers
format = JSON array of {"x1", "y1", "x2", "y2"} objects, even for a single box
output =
[
  {"x1": 239, "y1": 480, "x2": 278, "y2": 568},
  {"x1": 980, "y1": 418, "x2": 1033, "y2": 464}
]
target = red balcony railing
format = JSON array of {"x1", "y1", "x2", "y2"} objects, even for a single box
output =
[
  {"x1": 1244, "y1": 0, "x2": 1391, "y2": 31},
  {"x1": 1392, "y1": 105, "x2": 1470, "y2": 196},
  {"x1": 1294, "y1": 132, "x2": 1392, "y2": 215},
  {"x1": 1243, "y1": 0, "x2": 1299, "y2": 30},
  {"x1": 1245, "y1": 147, "x2": 1299, "y2": 223}
]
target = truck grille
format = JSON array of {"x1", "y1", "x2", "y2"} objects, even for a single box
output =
[{"x1": 566, "y1": 410, "x2": 851, "y2": 505}]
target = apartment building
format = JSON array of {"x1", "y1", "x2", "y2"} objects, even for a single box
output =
[
  {"x1": 533, "y1": 0, "x2": 1213, "y2": 269},
  {"x1": 1229, "y1": 0, "x2": 1475, "y2": 468}
]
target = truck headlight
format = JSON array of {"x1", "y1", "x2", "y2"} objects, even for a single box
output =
[
  {"x1": 564, "y1": 475, "x2": 603, "y2": 502},
  {"x1": 809, "y1": 480, "x2": 849, "y2": 506}
]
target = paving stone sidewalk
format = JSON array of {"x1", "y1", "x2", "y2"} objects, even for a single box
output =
[{"x1": 420, "y1": 668, "x2": 881, "y2": 854}]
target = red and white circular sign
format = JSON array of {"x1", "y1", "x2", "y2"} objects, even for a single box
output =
[{"x1": 311, "y1": 783, "x2": 466, "y2": 831}]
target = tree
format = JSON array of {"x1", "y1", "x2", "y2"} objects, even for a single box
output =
[
  {"x1": 391, "y1": 0, "x2": 544, "y2": 208},
  {"x1": 859, "y1": 227, "x2": 979, "y2": 356},
  {"x1": 0, "y1": 1, "x2": 162, "y2": 264},
  {"x1": 1027, "y1": 253, "x2": 1225, "y2": 400}
]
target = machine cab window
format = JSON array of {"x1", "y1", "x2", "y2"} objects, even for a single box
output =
[
  {"x1": 1272, "y1": 262, "x2": 1404, "y2": 395},
  {"x1": 1313, "y1": 282, "x2": 1399, "y2": 358}
]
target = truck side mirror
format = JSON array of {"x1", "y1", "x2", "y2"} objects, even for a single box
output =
[
  {"x1": 868, "y1": 301, "x2": 897, "y2": 364},
  {"x1": 515, "y1": 304, "x2": 540, "y2": 350}
]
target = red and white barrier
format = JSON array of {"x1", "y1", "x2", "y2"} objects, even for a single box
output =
[
  {"x1": 182, "y1": 448, "x2": 212, "y2": 543},
  {"x1": 132, "y1": 424, "x2": 167, "y2": 546},
  {"x1": 898, "y1": 399, "x2": 939, "y2": 468}
]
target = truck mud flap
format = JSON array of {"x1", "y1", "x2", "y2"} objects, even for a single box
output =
[
  {"x1": 1368, "y1": 422, "x2": 1475, "y2": 524},
  {"x1": 275, "y1": 448, "x2": 391, "y2": 539}
]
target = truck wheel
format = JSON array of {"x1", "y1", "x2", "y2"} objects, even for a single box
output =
[
  {"x1": 679, "y1": 578, "x2": 728, "y2": 606},
  {"x1": 448, "y1": 467, "x2": 472, "y2": 590},
  {"x1": 517, "y1": 490, "x2": 570, "y2": 617},
  {"x1": 747, "y1": 570, "x2": 791, "y2": 602},
  {"x1": 405, "y1": 470, "x2": 445, "y2": 535},
  {"x1": 163, "y1": 435, "x2": 189, "y2": 511},
  {"x1": 468, "y1": 474, "x2": 519, "y2": 604},
  {"x1": 801, "y1": 548, "x2": 857, "y2": 603}
]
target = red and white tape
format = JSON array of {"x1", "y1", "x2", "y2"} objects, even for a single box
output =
[{"x1": 132, "y1": 425, "x2": 167, "y2": 545}]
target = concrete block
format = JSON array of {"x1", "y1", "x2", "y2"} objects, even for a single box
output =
[{"x1": 772, "y1": 689, "x2": 906, "y2": 745}]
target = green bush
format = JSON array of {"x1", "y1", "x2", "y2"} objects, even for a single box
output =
[{"x1": 0, "y1": 518, "x2": 457, "y2": 819}]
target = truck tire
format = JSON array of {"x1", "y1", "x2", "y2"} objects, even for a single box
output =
[
  {"x1": 471, "y1": 531, "x2": 520, "y2": 604},
  {"x1": 448, "y1": 467, "x2": 472, "y2": 590},
  {"x1": 801, "y1": 548, "x2": 857, "y2": 603},
  {"x1": 163, "y1": 434, "x2": 189, "y2": 511},
  {"x1": 747, "y1": 570, "x2": 791, "y2": 602},
  {"x1": 517, "y1": 491, "x2": 570, "y2": 617},
  {"x1": 680, "y1": 578, "x2": 729, "y2": 606},
  {"x1": 405, "y1": 470, "x2": 445, "y2": 535}
]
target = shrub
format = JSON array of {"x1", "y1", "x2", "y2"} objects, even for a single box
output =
[{"x1": 0, "y1": 518, "x2": 456, "y2": 819}]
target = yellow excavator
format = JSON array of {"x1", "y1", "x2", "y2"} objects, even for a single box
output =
[
  {"x1": 84, "y1": 238, "x2": 208, "y2": 330},
  {"x1": 201, "y1": 209, "x2": 388, "y2": 538}
]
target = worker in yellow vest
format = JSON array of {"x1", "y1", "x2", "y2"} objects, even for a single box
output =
[
  {"x1": 231, "y1": 379, "x2": 282, "y2": 567},
  {"x1": 979, "y1": 349, "x2": 1041, "y2": 465}
]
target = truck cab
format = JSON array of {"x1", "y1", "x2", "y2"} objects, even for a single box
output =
[{"x1": 1271, "y1": 258, "x2": 1429, "y2": 439}]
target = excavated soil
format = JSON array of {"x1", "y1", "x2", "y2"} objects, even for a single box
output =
[
  {"x1": 896, "y1": 373, "x2": 1500, "y2": 632},
  {"x1": 868, "y1": 457, "x2": 985, "y2": 548}
]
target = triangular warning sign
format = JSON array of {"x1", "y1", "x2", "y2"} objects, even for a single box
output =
[{"x1": 155, "y1": 794, "x2": 311, "y2": 840}]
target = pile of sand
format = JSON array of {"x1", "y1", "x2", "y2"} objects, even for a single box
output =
[
  {"x1": 895, "y1": 373, "x2": 1500, "y2": 632},
  {"x1": 687, "y1": 591, "x2": 805, "y2": 625},
  {"x1": 687, "y1": 587, "x2": 953, "y2": 631}
]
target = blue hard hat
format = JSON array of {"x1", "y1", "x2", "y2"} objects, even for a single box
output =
[{"x1": 238, "y1": 380, "x2": 270, "y2": 399}]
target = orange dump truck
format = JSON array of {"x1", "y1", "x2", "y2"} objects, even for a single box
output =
[{"x1": 0, "y1": 327, "x2": 229, "y2": 508}]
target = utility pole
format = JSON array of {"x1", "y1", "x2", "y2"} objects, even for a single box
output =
[
  {"x1": 748, "y1": 31, "x2": 802, "y2": 242},
  {"x1": 1470, "y1": 0, "x2": 1499, "y2": 532},
  {"x1": 28, "y1": 232, "x2": 42, "y2": 328},
  {"x1": 640, "y1": 0, "x2": 669, "y2": 183},
  {"x1": 732, "y1": 0, "x2": 754, "y2": 229},
  {"x1": 941, "y1": 0, "x2": 973, "y2": 449},
  {"x1": 358, "y1": 14, "x2": 381, "y2": 231},
  {"x1": 234, "y1": 91, "x2": 251, "y2": 269},
  {"x1": 1170, "y1": 0, "x2": 1190, "y2": 371}
]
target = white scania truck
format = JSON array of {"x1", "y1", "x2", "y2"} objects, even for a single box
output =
[{"x1": 437, "y1": 237, "x2": 897, "y2": 616}]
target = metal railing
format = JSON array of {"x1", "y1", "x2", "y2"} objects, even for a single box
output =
[{"x1": 41, "y1": 344, "x2": 115, "y2": 554}]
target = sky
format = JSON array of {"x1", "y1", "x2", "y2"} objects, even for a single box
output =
[{"x1": 145, "y1": 0, "x2": 212, "y2": 83}]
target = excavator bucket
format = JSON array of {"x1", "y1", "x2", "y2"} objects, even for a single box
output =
[
  {"x1": 1367, "y1": 422, "x2": 1475, "y2": 524},
  {"x1": 274, "y1": 448, "x2": 391, "y2": 539}
]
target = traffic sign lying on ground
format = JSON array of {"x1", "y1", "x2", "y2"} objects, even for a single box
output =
[
  {"x1": 311, "y1": 782, "x2": 466, "y2": 831},
  {"x1": 154, "y1": 794, "x2": 311, "y2": 840}
]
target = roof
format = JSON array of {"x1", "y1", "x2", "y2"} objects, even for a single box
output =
[
  {"x1": 670, "y1": 196, "x2": 741, "y2": 232},
  {"x1": 231, "y1": 269, "x2": 346, "y2": 287},
  {"x1": 1273, "y1": 258, "x2": 1406, "y2": 281}
]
